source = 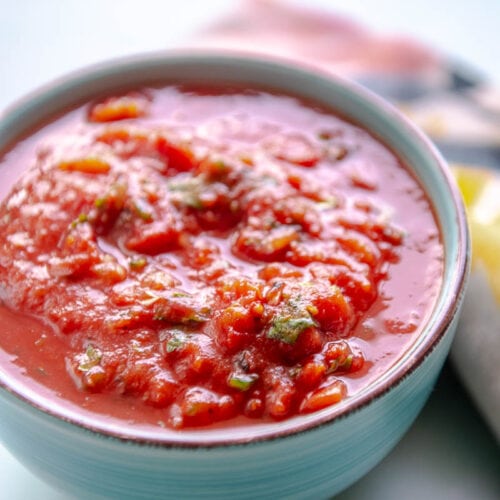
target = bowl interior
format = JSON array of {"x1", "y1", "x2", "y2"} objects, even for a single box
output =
[{"x1": 0, "y1": 52, "x2": 469, "y2": 445}]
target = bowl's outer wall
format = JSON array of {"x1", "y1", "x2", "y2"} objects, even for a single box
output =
[
  {"x1": 0, "y1": 54, "x2": 468, "y2": 498},
  {"x1": 0, "y1": 314, "x2": 458, "y2": 500}
]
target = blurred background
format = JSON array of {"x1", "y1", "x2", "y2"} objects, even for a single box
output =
[
  {"x1": 1, "y1": 1, "x2": 499, "y2": 499},
  {"x1": 1, "y1": 0, "x2": 499, "y2": 108}
]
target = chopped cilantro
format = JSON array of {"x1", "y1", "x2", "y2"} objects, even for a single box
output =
[
  {"x1": 327, "y1": 354, "x2": 353, "y2": 374},
  {"x1": 94, "y1": 182, "x2": 128, "y2": 211},
  {"x1": 267, "y1": 314, "x2": 317, "y2": 344},
  {"x1": 316, "y1": 197, "x2": 337, "y2": 210},
  {"x1": 132, "y1": 199, "x2": 153, "y2": 221},
  {"x1": 342, "y1": 354, "x2": 353, "y2": 371},
  {"x1": 167, "y1": 177, "x2": 205, "y2": 209},
  {"x1": 129, "y1": 256, "x2": 147, "y2": 270},
  {"x1": 181, "y1": 311, "x2": 209, "y2": 324},
  {"x1": 70, "y1": 213, "x2": 89, "y2": 228},
  {"x1": 213, "y1": 159, "x2": 229, "y2": 172},
  {"x1": 166, "y1": 330, "x2": 187, "y2": 353},
  {"x1": 78, "y1": 344, "x2": 102, "y2": 372},
  {"x1": 94, "y1": 197, "x2": 105, "y2": 209},
  {"x1": 153, "y1": 300, "x2": 209, "y2": 325},
  {"x1": 228, "y1": 373, "x2": 258, "y2": 391}
]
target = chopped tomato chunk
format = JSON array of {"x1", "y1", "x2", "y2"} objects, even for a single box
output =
[
  {"x1": 300, "y1": 379, "x2": 346, "y2": 413},
  {"x1": 88, "y1": 93, "x2": 150, "y2": 122}
]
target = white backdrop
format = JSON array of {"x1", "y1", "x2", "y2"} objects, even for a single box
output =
[{"x1": 1, "y1": 0, "x2": 499, "y2": 113}]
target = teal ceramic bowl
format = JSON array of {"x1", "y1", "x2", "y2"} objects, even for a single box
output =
[{"x1": 0, "y1": 53, "x2": 469, "y2": 499}]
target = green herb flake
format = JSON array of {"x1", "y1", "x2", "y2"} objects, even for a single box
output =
[
  {"x1": 316, "y1": 197, "x2": 338, "y2": 210},
  {"x1": 341, "y1": 354, "x2": 353, "y2": 371},
  {"x1": 326, "y1": 359, "x2": 338, "y2": 374},
  {"x1": 213, "y1": 160, "x2": 229, "y2": 172},
  {"x1": 133, "y1": 199, "x2": 153, "y2": 221},
  {"x1": 228, "y1": 373, "x2": 258, "y2": 391},
  {"x1": 182, "y1": 194, "x2": 204, "y2": 210},
  {"x1": 71, "y1": 213, "x2": 89, "y2": 228},
  {"x1": 267, "y1": 315, "x2": 317, "y2": 345},
  {"x1": 129, "y1": 256, "x2": 147, "y2": 270},
  {"x1": 166, "y1": 331, "x2": 187, "y2": 353},
  {"x1": 181, "y1": 312, "x2": 208, "y2": 324},
  {"x1": 94, "y1": 182, "x2": 128, "y2": 212},
  {"x1": 153, "y1": 308, "x2": 205, "y2": 325},
  {"x1": 327, "y1": 354, "x2": 353, "y2": 374},
  {"x1": 78, "y1": 344, "x2": 103, "y2": 372},
  {"x1": 94, "y1": 197, "x2": 106, "y2": 209},
  {"x1": 167, "y1": 177, "x2": 205, "y2": 209}
]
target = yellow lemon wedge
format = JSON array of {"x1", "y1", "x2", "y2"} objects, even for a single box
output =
[{"x1": 453, "y1": 164, "x2": 500, "y2": 302}]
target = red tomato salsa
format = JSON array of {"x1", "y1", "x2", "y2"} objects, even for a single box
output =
[{"x1": 0, "y1": 86, "x2": 443, "y2": 429}]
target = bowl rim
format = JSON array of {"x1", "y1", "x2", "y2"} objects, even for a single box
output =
[{"x1": 0, "y1": 50, "x2": 470, "y2": 448}]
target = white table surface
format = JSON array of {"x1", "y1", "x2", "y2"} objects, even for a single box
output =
[{"x1": 1, "y1": 2, "x2": 499, "y2": 499}]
